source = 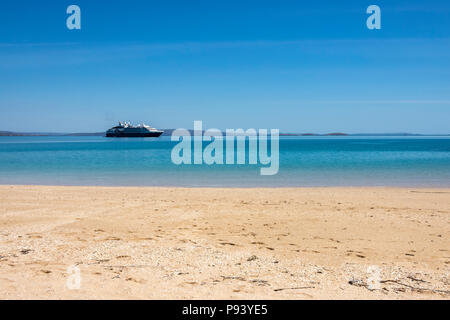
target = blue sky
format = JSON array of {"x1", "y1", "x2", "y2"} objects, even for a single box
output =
[{"x1": 0, "y1": 0, "x2": 449, "y2": 133}]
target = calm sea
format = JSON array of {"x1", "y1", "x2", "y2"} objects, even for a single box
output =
[{"x1": 0, "y1": 136, "x2": 449, "y2": 187}]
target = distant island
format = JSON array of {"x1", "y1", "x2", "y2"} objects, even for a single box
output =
[
  {"x1": 0, "y1": 131, "x2": 106, "y2": 137},
  {"x1": 1, "y1": 130, "x2": 449, "y2": 137}
]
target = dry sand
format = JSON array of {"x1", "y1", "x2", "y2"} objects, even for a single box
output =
[{"x1": 0, "y1": 185, "x2": 449, "y2": 299}]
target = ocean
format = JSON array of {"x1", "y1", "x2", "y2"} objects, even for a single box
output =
[{"x1": 0, "y1": 136, "x2": 449, "y2": 187}]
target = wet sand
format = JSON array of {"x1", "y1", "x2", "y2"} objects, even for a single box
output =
[{"x1": 0, "y1": 185, "x2": 449, "y2": 299}]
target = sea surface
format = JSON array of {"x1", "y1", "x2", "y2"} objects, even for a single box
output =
[{"x1": 0, "y1": 136, "x2": 449, "y2": 187}]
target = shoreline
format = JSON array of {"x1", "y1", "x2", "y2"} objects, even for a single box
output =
[
  {"x1": 1, "y1": 185, "x2": 449, "y2": 299},
  {"x1": 2, "y1": 184, "x2": 450, "y2": 189}
]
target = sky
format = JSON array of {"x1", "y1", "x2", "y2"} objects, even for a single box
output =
[{"x1": 0, "y1": 0, "x2": 449, "y2": 133}]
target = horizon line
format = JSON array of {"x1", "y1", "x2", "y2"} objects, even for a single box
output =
[{"x1": 1, "y1": 130, "x2": 449, "y2": 137}]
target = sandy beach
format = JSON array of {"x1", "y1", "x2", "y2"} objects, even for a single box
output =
[{"x1": 0, "y1": 185, "x2": 449, "y2": 299}]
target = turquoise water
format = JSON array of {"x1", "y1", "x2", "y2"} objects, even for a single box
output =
[{"x1": 0, "y1": 136, "x2": 449, "y2": 187}]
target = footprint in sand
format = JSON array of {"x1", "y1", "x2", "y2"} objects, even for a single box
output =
[
  {"x1": 105, "y1": 236, "x2": 121, "y2": 241},
  {"x1": 251, "y1": 241, "x2": 265, "y2": 245},
  {"x1": 220, "y1": 242, "x2": 236, "y2": 246}
]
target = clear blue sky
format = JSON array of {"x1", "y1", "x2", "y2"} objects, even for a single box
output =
[{"x1": 1, "y1": 0, "x2": 449, "y2": 133}]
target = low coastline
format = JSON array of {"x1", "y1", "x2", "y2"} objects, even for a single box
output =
[{"x1": 0, "y1": 185, "x2": 449, "y2": 299}]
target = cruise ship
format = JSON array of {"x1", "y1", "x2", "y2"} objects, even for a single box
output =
[{"x1": 106, "y1": 122, "x2": 164, "y2": 137}]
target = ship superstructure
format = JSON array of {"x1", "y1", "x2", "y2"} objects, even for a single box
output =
[{"x1": 106, "y1": 121, "x2": 164, "y2": 137}]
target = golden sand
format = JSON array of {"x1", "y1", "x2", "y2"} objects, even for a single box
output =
[{"x1": 0, "y1": 185, "x2": 449, "y2": 299}]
